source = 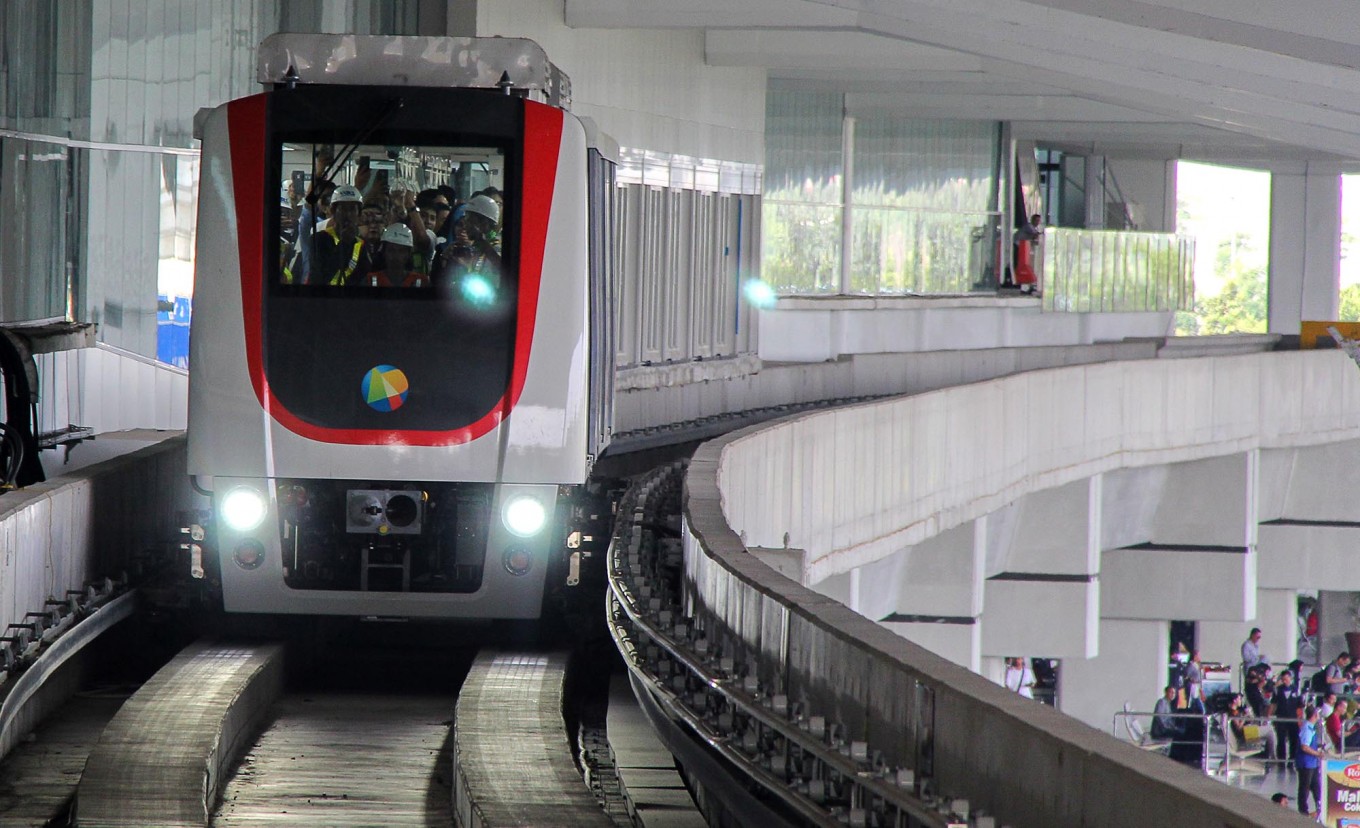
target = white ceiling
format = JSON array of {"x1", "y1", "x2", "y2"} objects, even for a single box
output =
[{"x1": 565, "y1": 0, "x2": 1360, "y2": 167}]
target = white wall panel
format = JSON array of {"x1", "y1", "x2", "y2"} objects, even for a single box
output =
[{"x1": 478, "y1": 0, "x2": 764, "y2": 164}]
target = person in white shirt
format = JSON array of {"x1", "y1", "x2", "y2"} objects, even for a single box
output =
[
  {"x1": 1004, "y1": 657, "x2": 1036, "y2": 699},
  {"x1": 1241, "y1": 627, "x2": 1266, "y2": 682}
]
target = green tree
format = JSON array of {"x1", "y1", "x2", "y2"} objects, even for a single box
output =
[
  {"x1": 1187, "y1": 233, "x2": 1268, "y2": 334},
  {"x1": 1196, "y1": 265, "x2": 1267, "y2": 334},
  {"x1": 1341, "y1": 284, "x2": 1360, "y2": 321}
]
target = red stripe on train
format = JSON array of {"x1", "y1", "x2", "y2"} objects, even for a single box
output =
[{"x1": 227, "y1": 96, "x2": 563, "y2": 447}]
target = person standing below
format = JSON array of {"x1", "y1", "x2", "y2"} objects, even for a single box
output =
[
  {"x1": 1184, "y1": 649, "x2": 1203, "y2": 696},
  {"x1": 1241, "y1": 628, "x2": 1266, "y2": 681},
  {"x1": 1297, "y1": 705, "x2": 1326, "y2": 818},
  {"x1": 1272, "y1": 670, "x2": 1303, "y2": 763},
  {"x1": 1326, "y1": 651, "x2": 1353, "y2": 696},
  {"x1": 1004, "y1": 657, "x2": 1036, "y2": 700}
]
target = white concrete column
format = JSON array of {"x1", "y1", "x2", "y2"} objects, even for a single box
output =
[
  {"x1": 1101, "y1": 453, "x2": 1258, "y2": 622},
  {"x1": 1197, "y1": 588, "x2": 1297, "y2": 675},
  {"x1": 981, "y1": 478, "x2": 1099, "y2": 658},
  {"x1": 1060, "y1": 619, "x2": 1168, "y2": 732},
  {"x1": 1318, "y1": 591, "x2": 1354, "y2": 669},
  {"x1": 846, "y1": 521, "x2": 985, "y2": 670},
  {"x1": 1269, "y1": 163, "x2": 1341, "y2": 335},
  {"x1": 1085, "y1": 155, "x2": 1107, "y2": 229}
]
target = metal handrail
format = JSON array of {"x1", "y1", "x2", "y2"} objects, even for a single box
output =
[{"x1": 606, "y1": 466, "x2": 970, "y2": 828}]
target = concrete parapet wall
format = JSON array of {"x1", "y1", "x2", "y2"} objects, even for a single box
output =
[
  {"x1": 0, "y1": 433, "x2": 191, "y2": 639},
  {"x1": 615, "y1": 341, "x2": 1157, "y2": 437},
  {"x1": 681, "y1": 350, "x2": 1350, "y2": 826},
  {"x1": 721, "y1": 350, "x2": 1360, "y2": 584}
]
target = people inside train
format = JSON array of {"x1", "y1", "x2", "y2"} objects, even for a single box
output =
[
  {"x1": 311, "y1": 184, "x2": 366, "y2": 286},
  {"x1": 285, "y1": 178, "x2": 335, "y2": 283},
  {"x1": 356, "y1": 223, "x2": 428, "y2": 288},
  {"x1": 350, "y1": 203, "x2": 387, "y2": 283},
  {"x1": 442, "y1": 194, "x2": 502, "y2": 281},
  {"x1": 416, "y1": 188, "x2": 452, "y2": 245}
]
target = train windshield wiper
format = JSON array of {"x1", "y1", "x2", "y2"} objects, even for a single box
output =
[{"x1": 307, "y1": 97, "x2": 405, "y2": 203}]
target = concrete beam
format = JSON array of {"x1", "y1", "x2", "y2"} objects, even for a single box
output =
[
  {"x1": 1258, "y1": 522, "x2": 1360, "y2": 591},
  {"x1": 1101, "y1": 545, "x2": 1255, "y2": 622},
  {"x1": 981, "y1": 576, "x2": 1099, "y2": 658}
]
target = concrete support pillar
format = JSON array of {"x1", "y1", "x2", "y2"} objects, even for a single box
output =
[
  {"x1": 1060, "y1": 619, "x2": 1168, "y2": 732},
  {"x1": 1085, "y1": 155, "x2": 1107, "y2": 229},
  {"x1": 1197, "y1": 588, "x2": 1297, "y2": 676},
  {"x1": 1269, "y1": 164, "x2": 1341, "y2": 335},
  {"x1": 1102, "y1": 453, "x2": 1258, "y2": 622},
  {"x1": 845, "y1": 521, "x2": 984, "y2": 670},
  {"x1": 1318, "y1": 591, "x2": 1355, "y2": 669},
  {"x1": 981, "y1": 478, "x2": 1099, "y2": 658}
]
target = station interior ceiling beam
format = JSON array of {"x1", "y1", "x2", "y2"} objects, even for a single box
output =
[{"x1": 566, "y1": 0, "x2": 1360, "y2": 164}]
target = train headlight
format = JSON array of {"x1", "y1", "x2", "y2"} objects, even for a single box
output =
[
  {"x1": 502, "y1": 495, "x2": 547, "y2": 538},
  {"x1": 221, "y1": 486, "x2": 268, "y2": 532}
]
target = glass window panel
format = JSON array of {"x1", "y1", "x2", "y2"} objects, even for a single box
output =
[
  {"x1": 852, "y1": 117, "x2": 998, "y2": 213},
  {"x1": 851, "y1": 207, "x2": 994, "y2": 294},
  {"x1": 764, "y1": 86, "x2": 843, "y2": 206},
  {"x1": 760, "y1": 202, "x2": 840, "y2": 294}
]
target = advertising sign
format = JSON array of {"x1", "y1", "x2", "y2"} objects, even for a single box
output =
[{"x1": 1323, "y1": 758, "x2": 1360, "y2": 826}]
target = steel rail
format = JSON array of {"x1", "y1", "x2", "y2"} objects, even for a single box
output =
[{"x1": 606, "y1": 465, "x2": 966, "y2": 828}]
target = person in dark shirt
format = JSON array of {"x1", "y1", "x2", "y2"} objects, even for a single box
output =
[
  {"x1": 1272, "y1": 669, "x2": 1303, "y2": 762},
  {"x1": 1244, "y1": 664, "x2": 1269, "y2": 717}
]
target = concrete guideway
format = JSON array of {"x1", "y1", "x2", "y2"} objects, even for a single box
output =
[
  {"x1": 681, "y1": 349, "x2": 1356, "y2": 826},
  {"x1": 75, "y1": 640, "x2": 286, "y2": 827},
  {"x1": 453, "y1": 650, "x2": 613, "y2": 827}
]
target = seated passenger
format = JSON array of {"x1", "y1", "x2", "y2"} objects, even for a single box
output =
[
  {"x1": 310, "y1": 184, "x2": 366, "y2": 285},
  {"x1": 359, "y1": 223, "x2": 426, "y2": 288}
]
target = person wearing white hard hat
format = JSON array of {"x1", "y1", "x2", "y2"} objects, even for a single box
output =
[
  {"x1": 360, "y1": 223, "x2": 428, "y2": 288},
  {"x1": 311, "y1": 184, "x2": 366, "y2": 285},
  {"x1": 446, "y1": 194, "x2": 502, "y2": 275}
]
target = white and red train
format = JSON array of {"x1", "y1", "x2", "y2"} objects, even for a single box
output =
[{"x1": 187, "y1": 34, "x2": 616, "y2": 618}]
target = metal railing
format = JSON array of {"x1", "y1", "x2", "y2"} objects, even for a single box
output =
[
  {"x1": 606, "y1": 463, "x2": 983, "y2": 828},
  {"x1": 1114, "y1": 708, "x2": 1360, "y2": 778},
  {"x1": 1042, "y1": 227, "x2": 1194, "y2": 313}
]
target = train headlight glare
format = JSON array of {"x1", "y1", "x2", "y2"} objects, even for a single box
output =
[
  {"x1": 502, "y1": 495, "x2": 547, "y2": 538},
  {"x1": 461, "y1": 274, "x2": 496, "y2": 307},
  {"x1": 221, "y1": 486, "x2": 268, "y2": 532}
]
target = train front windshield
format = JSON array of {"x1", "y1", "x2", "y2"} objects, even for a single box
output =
[
  {"x1": 261, "y1": 100, "x2": 523, "y2": 435},
  {"x1": 278, "y1": 142, "x2": 506, "y2": 297}
]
